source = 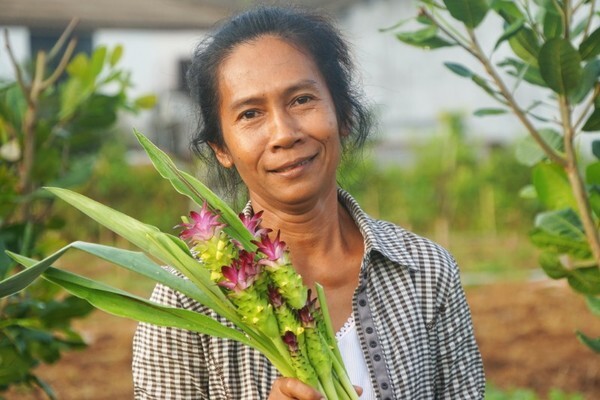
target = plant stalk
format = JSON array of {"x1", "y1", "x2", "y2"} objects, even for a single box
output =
[{"x1": 559, "y1": 94, "x2": 600, "y2": 270}]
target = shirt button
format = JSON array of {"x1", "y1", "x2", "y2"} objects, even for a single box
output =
[
  {"x1": 369, "y1": 340, "x2": 377, "y2": 348},
  {"x1": 381, "y1": 382, "x2": 389, "y2": 390},
  {"x1": 366, "y1": 327, "x2": 374, "y2": 334},
  {"x1": 358, "y1": 299, "x2": 367, "y2": 307},
  {"x1": 373, "y1": 354, "x2": 381, "y2": 361}
]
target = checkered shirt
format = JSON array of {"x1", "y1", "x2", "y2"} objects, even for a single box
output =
[{"x1": 132, "y1": 189, "x2": 485, "y2": 399}]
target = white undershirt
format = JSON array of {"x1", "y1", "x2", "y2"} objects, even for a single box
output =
[{"x1": 335, "y1": 315, "x2": 376, "y2": 399}]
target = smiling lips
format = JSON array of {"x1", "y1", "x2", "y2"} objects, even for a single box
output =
[{"x1": 269, "y1": 154, "x2": 318, "y2": 173}]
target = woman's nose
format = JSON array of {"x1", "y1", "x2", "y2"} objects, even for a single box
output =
[{"x1": 268, "y1": 109, "x2": 303, "y2": 150}]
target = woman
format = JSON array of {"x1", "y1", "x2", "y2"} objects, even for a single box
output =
[{"x1": 133, "y1": 6, "x2": 485, "y2": 399}]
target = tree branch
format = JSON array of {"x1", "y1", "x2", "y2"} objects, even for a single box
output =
[{"x1": 3, "y1": 29, "x2": 32, "y2": 107}]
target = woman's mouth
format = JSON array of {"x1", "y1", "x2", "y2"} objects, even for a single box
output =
[{"x1": 270, "y1": 154, "x2": 317, "y2": 173}]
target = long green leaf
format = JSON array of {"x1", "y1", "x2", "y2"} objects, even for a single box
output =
[
  {"x1": 530, "y1": 228, "x2": 592, "y2": 259},
  {"x1": 133, "y1": 129, "x2": 256, "y2": 252},
  {"x1": 443, "y1": 0, "x2": 490, "y2": 28},
  {"x1": 395, "y1": 26, "x2": 454, "y2": 49},
  {"x1": 583, "y1": 108, "x2": 600, "y2": 132},
  {"x1": 539, "y1": 38, "x2": 583, "y2": 95},
  {"x1": 567, "y1": 266, "x2": 600, "y2": 295},
  {"x1": 586, "y1": 296, "x2": 600, "y2": 316},
  {"x1": 515, "y1": 129, "x2": 563, "y2": 167},
  {"x1": 10, "y1": 252, "x2": 251, "y2": 345},
  {"x1": 37, "y1": 188, "x2": 238, "y2": 319},
  {"x1": 494, "y1": 18, "x2": 525, "y2": 50}
]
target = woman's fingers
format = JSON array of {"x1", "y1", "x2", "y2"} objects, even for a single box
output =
[{"x1": 268, "y1": 377, "x2": 325, "y2": 400}]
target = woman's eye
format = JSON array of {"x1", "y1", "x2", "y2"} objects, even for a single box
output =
[
  {"x1": 295, "y1": 95, "x2": 312, "y2": 105},
  {"x1": 240, "y1": 110, "x2": 258, "y2": 120}
]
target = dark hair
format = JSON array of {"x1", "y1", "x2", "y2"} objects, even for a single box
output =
[{"x1": 187, "y1": 6, "x2": 372, "y2": 197}]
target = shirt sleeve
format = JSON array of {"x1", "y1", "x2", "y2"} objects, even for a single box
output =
[
  {"x1": 132, "y1": 282, "x2": 210, "y2": 399},
  {"x1": 435, "y1": 267, "x2": 486, "y2": 399}
]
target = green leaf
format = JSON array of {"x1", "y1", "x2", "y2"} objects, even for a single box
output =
[
  {"x1": 133, "y1": 129, "x2": 256, "y2": 252},
  {"x1": 395, "y1": 26, "x2": 454, "y2": 49},
  {"x1": 473, "y1": 108, "x2": 507, "y2": 116},
  {"x1": 515, "y1": 129, "x2": 563, "y2": 167},
  {"x1": 586, "y1": 162, "x2": 600, "y2": 184},
  {"x1": 586, "y1": 295, "x2": 600, "y2": 316},
  {"x1": 532, "y1": 162, "x2": 577, "y2": 210},
  {"x1": 498, "y1": 58, "x2": 546, "y2": 87},
  {"x1": 492, "y1": 0, "x2": 525, "y2": 22},
  {"x1": 582, "y1": 108, "x2": 600, "y2": 132},
  {"x1": 530, "y1": 228, "x2": 592, "y2": 258},
  {"x1": 42, "y1": 187, "x2": 235, "y2": 318},
  {"x1": 568, "y1": 266, "x2": 600, "y2": 295},
  {"x1": 109, "y1": 44, "x2": 124, "y2": 67},
  {"x1": 579, "y1": 26, "x2": 600, "y2": 60},
  {"x1": 66, "y1": 53, "x2": 89, "y2": 78},
  {"x1": 534, "y1": 209, "x2": 587, "y2": 243},
  {"x1": 508, "y1": 28, "x2": 541, "y2": 67},
  {"x1": 494, "y1": 18, "x2": 525, "y2": 50},
  {"x1": 12, "y1": 253, "x2": 252, "y2": 345},
  {"x1": 571, "y1": 60, "x2": 600, "y2": 104},
  {"x1": 539, "y1": 251, "x2": 569, "y2": 279},
  {"x1": 444, "y1": 62, "x2": 473, "y2": 77},
  {"x1": 443, "y1": 0, "x2": 490, "y2": 28},
  {"x1": 576, "y1": 330, "x2": 600, "y2": 353},
  {"x1": 592, "y1": 140, "x2": 600, "y2": 159},
  {"x1": 134, "y1": 94, "x2": 157, "y2": 109},
  {"x1": 89, "y1": 46, "x2": 107, "y2": 80},
  {"x1": 538, "y1": 38, "x2": 583, "y2": 95},
  {"x1": 542, "y1": 5, "x2": 563, "y2": 39}
]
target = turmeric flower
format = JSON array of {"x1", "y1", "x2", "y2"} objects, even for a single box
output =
[{"x1": 178, "y1": 202, "x2": 225, "y2": 243}]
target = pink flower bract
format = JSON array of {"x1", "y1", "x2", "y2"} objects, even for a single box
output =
[{"x1": 178, "y1": 202, "x2": 225, "y2": 243}]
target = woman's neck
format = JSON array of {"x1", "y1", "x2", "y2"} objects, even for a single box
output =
[{"x1": 250, "y1": 187, "x2": 363, "y2": 287}]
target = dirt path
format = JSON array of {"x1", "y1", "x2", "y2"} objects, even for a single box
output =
[{"x1": 5, "y1": 280, "x2": 600, "y2": 399}]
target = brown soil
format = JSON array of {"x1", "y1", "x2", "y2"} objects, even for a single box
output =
[{"x1": 5, "y1": 280, "x2": 600, "y2": 399}]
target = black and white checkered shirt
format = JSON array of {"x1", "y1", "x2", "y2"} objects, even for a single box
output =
[{"x1": 132, "y1": 189, "x2": 485, "y2": 399}]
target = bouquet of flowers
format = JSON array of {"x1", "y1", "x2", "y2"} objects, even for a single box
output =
[{"x1": 0, "y1": 130, "x2": 358, "y2": 399}]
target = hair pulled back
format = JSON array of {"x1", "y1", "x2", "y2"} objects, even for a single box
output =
[{"x1": 187, "y1": 6, "x2": 372, "y2": 196}]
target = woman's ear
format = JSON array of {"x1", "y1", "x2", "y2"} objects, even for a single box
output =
[{"x1": 209, "y1": 142, "x2": 234, "y2": 169}]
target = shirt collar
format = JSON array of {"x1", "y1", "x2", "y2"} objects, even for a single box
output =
[
  {"x1": 337, "y1": 188, "x2": 419, "y2": 272},
  {"x1": 240, "y1": 188, "x2": 419, "y2": 272}
]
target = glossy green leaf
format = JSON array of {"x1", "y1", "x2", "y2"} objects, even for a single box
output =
[
  {"x1": 571, "y1": 60, "x2": 600, "y2": 104},
  {"x1": 395, "y1": 26, "x2": 454, "y2": 49},
  {"x1": 443, "y1": 0, "x2": 490, "y2": 28},
  {"x1": 508, "y1": 28, "x2": 541, "y2": 67},
  {"x1": 534, "y1": 209, "x2": 586, "y2": 243},
  {"x1": 134, "y1": 129, "x2": 256, "y2": 252},
  {"x1": 579, "y1": 26, "x2": 600, "y2": 60},
  {"x1": 542, "y1": 5, "x2": 563, "y2": 39},
  {"x1": 473, "y1": 108, "x2": 507, "y2": 116},
  {"x1": 539, "y1": 251, "x2": 569, "y2": 279},
  {"x1": 582, "y1": 108, "x2": 600, "y2": 132},
  {"x1": 576, "y1": 330, "x2": 600, "y2": 352},
  {"x1": 492, "y1": 0, "x2": 525, "y2": 22},
  {"x1": 532, "y1": 162, "x2": 576, "y2": 210},
  {"x1": 568, "y1": 266, "x2": 600, "y2": 295},
  {"x1": 494, "y1": 18, "x2": 525, "y2": 49},
  {"x1": 515, "y1": 129, "x2": 563, "y2": 166},
  {"x1": 538, "y1": 38, "x2": 583, "y2": 95}
]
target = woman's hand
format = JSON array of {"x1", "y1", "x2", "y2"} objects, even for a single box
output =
[
  {"x1": 268, "y1": 377, "x2": 324, "y2": 400},
  {"x1": 268, "y1": 377, "x2": 364, "y2": 399}
]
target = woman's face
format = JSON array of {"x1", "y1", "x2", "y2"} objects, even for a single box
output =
[{"x1": 213, "y1": 35, "x2": 342, "y2": 209}]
